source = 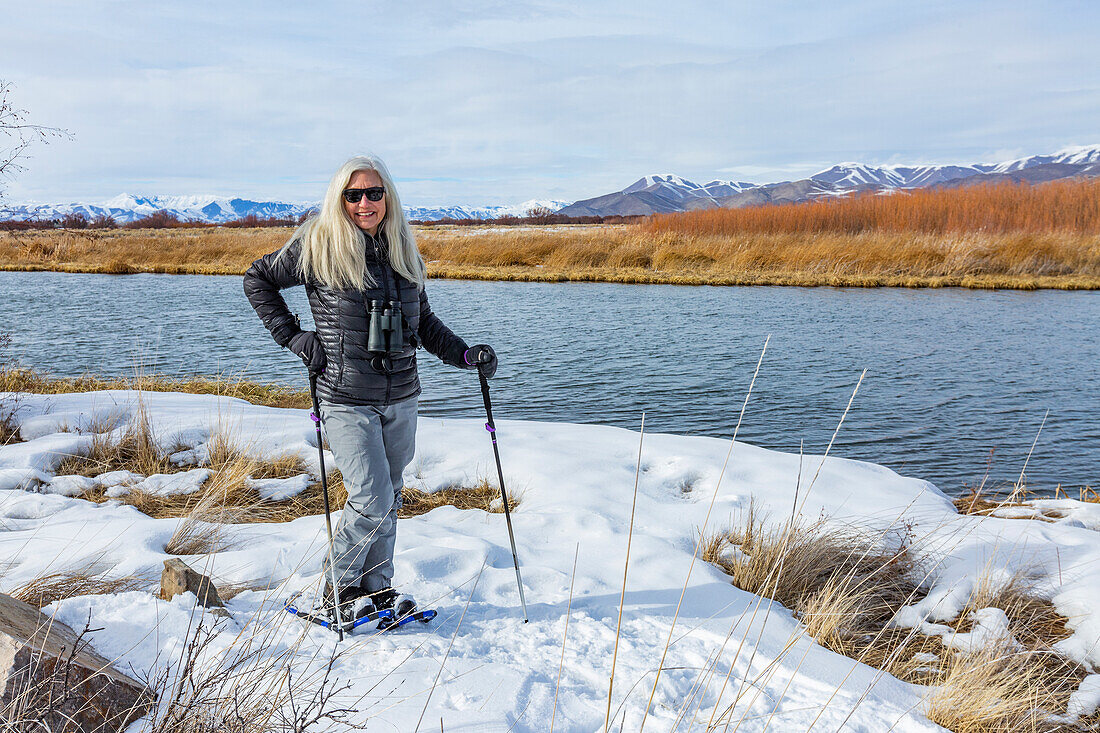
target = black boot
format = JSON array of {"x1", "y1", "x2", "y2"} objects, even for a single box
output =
[
  {"x1": 322, "y1": 583, "x2": 369, "y2": 624},
  {"x1": 369, "y1": 587, "x2": 417, "y2": 618}
]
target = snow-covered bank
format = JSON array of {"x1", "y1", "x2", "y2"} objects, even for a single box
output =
[{"x1": 1, "y1": 390, "x2": 1098, "y2": 730}]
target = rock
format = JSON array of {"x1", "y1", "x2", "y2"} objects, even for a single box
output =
[
  {"x1": 159, "y1": 559, "x2": 228, "y2": 616},
  {"x1": 0, "y1": 592, "x2": 155, "y2": 732}
]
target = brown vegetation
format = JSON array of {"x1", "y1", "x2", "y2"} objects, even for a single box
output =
[
  {"x1": 75, "y1": 431, "x2": 309, "y2": 526},
  {"x1": 5, "y1": 360, "x2": 513, "y2": 530},
  {"x1": 702, "y1": 507, "x2": 1092, "y2": 731},
  {"x1": 59, "y1": 412, "x2": 513, "y2": 534},
  {"x1": 277, "y1": 472, "x2": 514, "y2": 520},
  {"x1": 401, "y1": 479, "x2": 514, "y2": 517},
  {"x1": 647, "y1": 179, "x2": 1100, "y2": 236},
  {"x1": 12, "y1": 568, "x2": 148, "y2": 608},
  {"x1": 3, "y1": 201, "x2": 1098, "y2": 288},
  {"x1": 926, "y1": 645, "x2": 1079, "y2": 733},
  {"x1": 0, "y1": 226, "x2": 290, "y2": 275},
  {"x1": 55, "y1": 405, "x2": 182, "y2": 478},
  {"x1": 701, "y1": 508, "x2": 935, "y2": 683},
  {"x1": 0, "y1": 333, "x2": 23, "y2": 445},
  {"x1": 0, "y1": 404, "x2": 19, "y2": 445},
  {"x1": 0, "y1": 367, "x2": 309, "y2": 409},
  {"x1": 954, "y1": 482, "x2": 1099, "y2": 519}
]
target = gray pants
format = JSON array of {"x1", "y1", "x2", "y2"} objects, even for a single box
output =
[{"x1": 318, "y1": 396, "x2": 417, "y2": 592}]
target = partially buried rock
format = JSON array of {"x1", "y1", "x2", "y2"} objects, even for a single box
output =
[
  {"x1": 159, "y1": 559, "x2": 229, "y2": 617},
  {"x1": 0, "y1": 592, "x2": 155, "y2": 732}
]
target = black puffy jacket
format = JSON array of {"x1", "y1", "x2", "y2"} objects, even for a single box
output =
[{"x1": 243, "y1": 235, "x2": 469, "y2": 405}]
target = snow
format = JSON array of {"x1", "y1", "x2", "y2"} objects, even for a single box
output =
[
  {"x1": 246, "y1": 473, "x2": 313, "y2": 501},
  {"x1": 918, "y1": 608, "x2": 1019, "y2": 654},
  {"x1": 128, "y1": 468, "x2": 213, "y2": 497},
  {"x1": 43, "y1": 474, "x2": 98, "y2": 497},
  {"x1": 2, "y1": 388, "x2": 1098, "y2": 730},
  {"x1": 0, "y1": 195, "x2": 570, "y2": 225},
  {"x1": 1068, "y1": 675, "x2": 1100, "y2": 720},
  {"x1": 993, "y1": 144, "x2": 1100, "y2": 173}
]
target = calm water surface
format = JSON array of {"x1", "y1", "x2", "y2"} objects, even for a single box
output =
[{"x1": 1, "y1": 271, "x2": 1096, "y2": 496}]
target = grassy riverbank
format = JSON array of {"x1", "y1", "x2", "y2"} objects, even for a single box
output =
[
  {"x1": 0, "y1": 367, "x2": 309, "y2": 410},
  {"x1": 2, "y1": 218, "x2": 1099, "y2": 290}
]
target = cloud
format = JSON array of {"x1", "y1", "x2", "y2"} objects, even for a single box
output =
[{"x1": 3, "y1": 1, "x2": 1098, "y2": 205}]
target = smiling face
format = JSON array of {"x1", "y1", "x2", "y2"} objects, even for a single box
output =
[{"x1": 342, "y1": 169, "x2": 387, "y2": 235}]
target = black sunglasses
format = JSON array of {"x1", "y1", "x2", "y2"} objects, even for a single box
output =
[{"x1": 342, "y1": 187, "x2": 385, "y2": 203}]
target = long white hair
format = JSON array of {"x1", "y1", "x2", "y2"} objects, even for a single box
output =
[{"x1": 281, "y1": 154, "x2": 426, "y2": 290}]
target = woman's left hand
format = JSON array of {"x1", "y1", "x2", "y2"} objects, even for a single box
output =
[{"x1": 464, "y1": 344, "x2": 498, "y2": 378}]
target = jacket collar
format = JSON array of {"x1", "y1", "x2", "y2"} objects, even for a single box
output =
[{"x1": 363, "y1": 230, "x2": 388, "y2": 264}]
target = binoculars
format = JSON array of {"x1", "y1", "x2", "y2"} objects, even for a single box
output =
[{"x1": 367, "y1": 299, "x2": 404, "y2": 355}]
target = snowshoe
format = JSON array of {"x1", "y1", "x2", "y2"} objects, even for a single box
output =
[
  {"x1": 284, "y1": 586, "x2": 393, "y2": 634},
  {"x1": 370, "y1": 588, "x2": 437, "y2": 631}
]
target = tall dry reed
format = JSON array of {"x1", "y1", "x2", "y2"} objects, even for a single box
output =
[
  {"x1": 5, "y1": 219, "x2": 1098, "y2": 287},
  {"x1": 646, "y1": 179, "x2": 1100, "y2": 236}
]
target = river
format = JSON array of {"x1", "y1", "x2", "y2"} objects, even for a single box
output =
[{"x1": 1, "y1": 271, "x2": 1096, "y2": 496}]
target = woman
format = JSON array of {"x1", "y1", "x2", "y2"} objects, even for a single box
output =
[{"x1": 244, "y1": 154, "x2": 497, "y2": 623}]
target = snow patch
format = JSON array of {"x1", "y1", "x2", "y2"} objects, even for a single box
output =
[{"x1": 245, "y1": 473, "x2": 312, "y2": 501}]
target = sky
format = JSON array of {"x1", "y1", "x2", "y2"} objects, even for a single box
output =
[{"x1": 2, "y1": 0, "x2": 1098, "y2": 207}]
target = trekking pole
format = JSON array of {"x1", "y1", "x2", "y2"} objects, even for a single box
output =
[
  {"x1": 309, "y1": 371, "x2": 345, "y2": 641},
  {"x1": 477, "y1": 365, "x2": 529, "y2": 623}
]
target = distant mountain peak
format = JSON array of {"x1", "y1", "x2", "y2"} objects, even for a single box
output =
[
  {"x1": 557, "y1": 144, "x2": 1100, "y2": 218},
  {"x1": 0, "y1": 194, "x2": 570, "y2": 224}
]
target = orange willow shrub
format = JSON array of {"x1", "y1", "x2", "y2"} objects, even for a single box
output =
[{"x1": 645, "y1": 180, "x2": 1100, "y2": 236}]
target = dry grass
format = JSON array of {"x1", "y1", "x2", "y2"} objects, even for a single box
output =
[
  {"x1": 67, "y1": 417, "x2": 512, "y2": 530},
  {"x1": 647, "y1": 179, "x2": 1100, "y2": 236},
  {"x1": 11, "y1": 567, "x2": 149, "y2": 607},
  {"x1": 953, "y1": 483, "x2": 1034, "y2": 517},
  {"x1": 701, "y1": 504, "x2": 917, "y2": 617},
  {"x1": 1, "y1": 409, "x2": 19, "y2": 445},
  {"x1": 163, "y1": 495, "x2": 242, "y2": 555},
  {"x1": 929, "y1": 574, "x2": 1088, "y2": 731},
  {"x1": 400, "y1": 478, "x2": 516, "y2": 517},
  {"x1": 3, "y1": 219, "x2": 1098, "y2": 288},
  {"x1": 1, "y1": 333, "x2": 24, "y2": 445},
  {"x1": 926, "y1": 646, "x2": 1080, "y2": 733},
  {"x1": 1, "y1": 366, "x2": 309, "y2": 409},
  {"x1": 140, "y1": 619, "x2": 357, "y2": 733},
  {"x1": 80, "y1": 449, "x2": 307, "y2": 523},
  {"x1": 55, "y1": 411, "x2": 313, "y2": 537},
  {"x1": 954, "y1": 482, "x2": 1098, "y2": 520},
  {"x1": 0, "y1": 226, "x2": 290, "y2": 275},
  {"x1": 702, "y1": 508, "x2": 1093, "y2": 730},
  {"x1": 55, "y1": 403, "x2": 182, "y2": 478},
  {"x1": 958, "y1": 573, "x2": 1074, "y2": 651},
  {"x1": 1058, "y1": 485, "x2": 1100, "y2": 504},
  {"x1": 160, "y1": 440, "x2": 311, "y2": 554},
  {"x1": 701, "y1": 507, "x2": 941, "y2": 685},
  {"x1": 287, "y1": 472, "x2": 516, "y2": 520},
  {"x1": 422, "y1": 226, "x2": 1100, "y2": 289}
]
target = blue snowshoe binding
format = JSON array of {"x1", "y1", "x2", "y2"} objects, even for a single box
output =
[{"x1": 284, "y1": 586, "x2": 435, "y2": 634}]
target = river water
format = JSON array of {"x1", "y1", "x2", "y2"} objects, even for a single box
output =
[{"x1": 1, "y1": 271, "x2": 1096, "y2": 496}]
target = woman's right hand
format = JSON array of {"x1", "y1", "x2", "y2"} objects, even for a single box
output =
[{"x1": 288, "y1": 330, "x2": 327, "y2": 375}]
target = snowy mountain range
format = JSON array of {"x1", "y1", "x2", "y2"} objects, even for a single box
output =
[
  {"x1": 405, "y1": 200, "x2": 569, "y2": 222},
  {"x1": 4, "y1": 146, "x2": 1098, "y2": 224},
  {"x1": 0, "y1": 194, "x2": 569, "y2": 225},
  {"x1": 558, "y1": 145, "x2": 1100, "y2": 217}
]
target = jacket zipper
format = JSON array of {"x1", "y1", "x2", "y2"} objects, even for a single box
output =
[{"x1": 375, "y1": 234, "x2": 394, "y2": 404}]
